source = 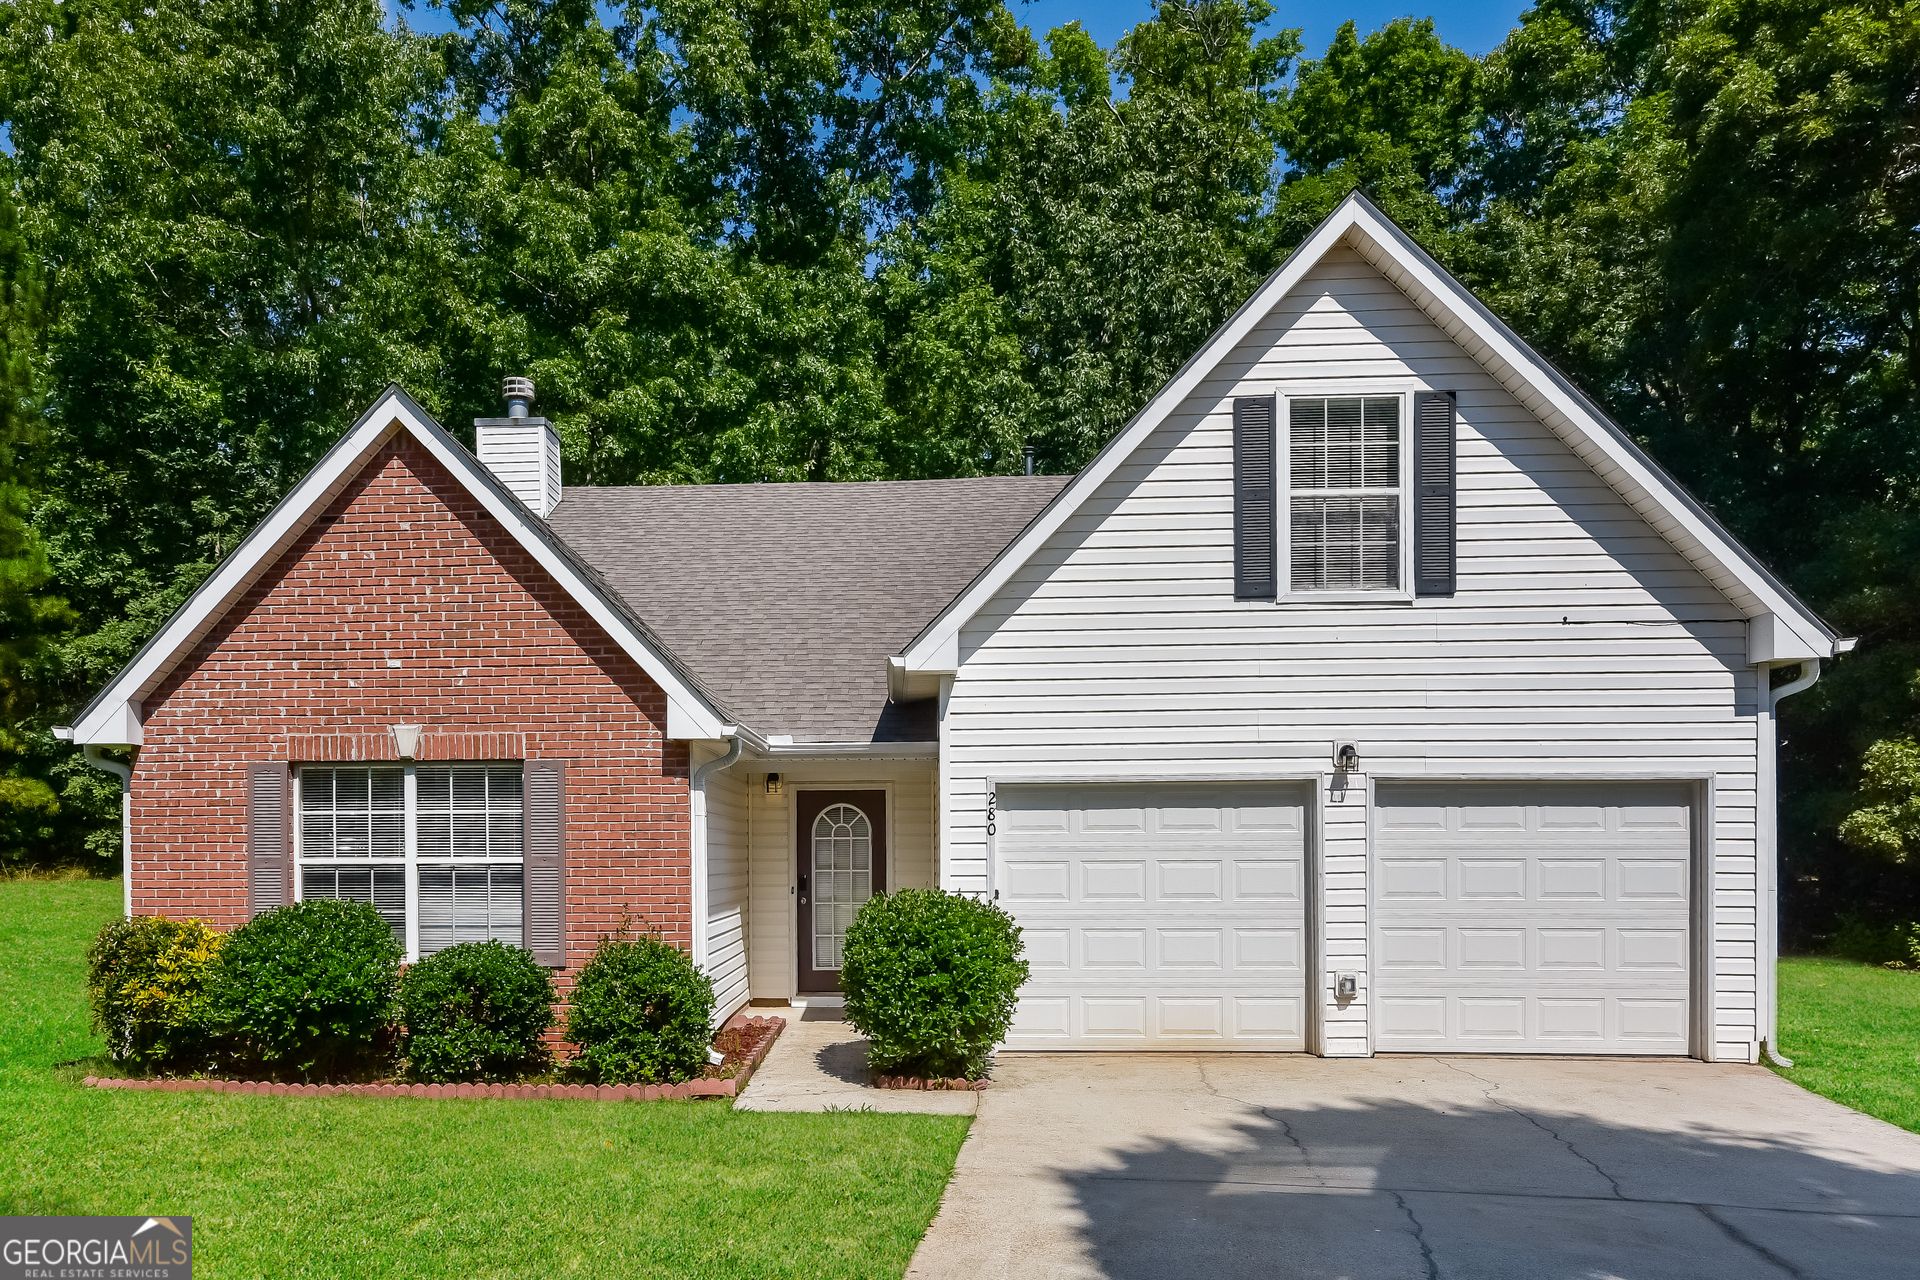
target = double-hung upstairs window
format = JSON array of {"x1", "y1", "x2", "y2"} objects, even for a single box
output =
[
  {"x1": 1287, "y1": 396, "x2": 1402, "y2": 592},
  {"x1": 297, "y1": 763, "x2": 524, "y2": 960}
]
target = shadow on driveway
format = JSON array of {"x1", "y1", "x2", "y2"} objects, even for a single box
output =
[
  {"x1": 910, "y1": 1055, "x2": 1920, "y2": 1280},
  {"x1": 1067, "y1": 1095, "x2": 1920, "y2": 1278}
]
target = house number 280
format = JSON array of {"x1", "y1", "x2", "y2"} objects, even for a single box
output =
[{"x1": 985, "y1": 792, "x2": 995, "y2": 838}]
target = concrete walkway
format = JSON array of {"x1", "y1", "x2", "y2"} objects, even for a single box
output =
[
  {"x1": 733, "y1": 1008, "x2": 977, "y2": 1115},
  {"x1": 906, "y1": 1053, "x2": 1920, "y2": 1280}
]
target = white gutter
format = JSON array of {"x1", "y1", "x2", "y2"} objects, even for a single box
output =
[
  {"x1": 1758, "y1": 657, "x2": 1828, "y2": 1068},
  {"x1": 687, "y1": 733, "x2": 744, "y2": 977},
  {"x1": 65, "y1": 732, "x2": 133, "y2": 920}
]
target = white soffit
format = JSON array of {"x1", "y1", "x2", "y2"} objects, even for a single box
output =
[
  {"x1": 72, "y1": 386, "x2": 732, "y2": 745},
  {"x1": 900, "y1": 193, "x2": 1837, "y2": 672}
]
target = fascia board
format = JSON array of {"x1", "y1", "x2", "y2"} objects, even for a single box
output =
[
  {"x1": 900, "y1": 199, "x2": 1366, "y2": 671},
  {"x1": 1338, "y1": 204, "x2": 1837, "y2": 657},
  {"x1": 73, "y1": 386, "x2": 733, "y2": 745}
]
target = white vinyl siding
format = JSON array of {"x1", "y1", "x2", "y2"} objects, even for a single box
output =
[
  {"x1": 297, "y1": 763, "x2": 525, "y2": 961},
  {"x1": 745, "y1": 761, "x2": 936, "y2": 1001},
  {"x1": 705, "y1": 761, "x2": 751, "y2": 1020},
  {"x1": 474, "y1": 418, "x2": 562, "y2": 518},
  {"x1": 942, "y1": 244, "x2": 1762, "y2": 1061}
]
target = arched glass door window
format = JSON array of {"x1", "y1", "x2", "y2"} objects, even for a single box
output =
[{"x1": 811, "y1": 803, "x2": 873, "y2": 969}]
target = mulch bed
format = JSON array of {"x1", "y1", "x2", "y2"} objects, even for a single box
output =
[
  {"x1": 703, "y1": 1015, "x2": 782, "y2": 1081},
  {"x1": 81, "y1": 1013, "x2": 786, "y2": 1102}
]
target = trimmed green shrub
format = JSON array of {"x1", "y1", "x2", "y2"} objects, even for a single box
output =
[
  {"x1": 399, "y1": 941, "x2": 557, "y2": 1082},
  {"x1": 86, "y1": 915, "x2": 225, "y2": 1070},
  {"x1": 564, "y1": 926, "x2": 714, "y2": 1084},
  {"x1": 842, "y1": 889, "x2": 1029, "y2": 1080},
  {"x1": 211, "y1": 899, "x2": 401, "y2": 1080}
]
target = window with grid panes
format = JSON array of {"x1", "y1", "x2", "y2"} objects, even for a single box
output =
[
  {"x1": 1288, "y1": 396, "x2": 1401, "y2": 592},
  {"x1": 296, "y1": 763, "x2": 524, "y2": 959},
  {"x1": 810, "y1": 803, "x2": 872, "y2": 969}
]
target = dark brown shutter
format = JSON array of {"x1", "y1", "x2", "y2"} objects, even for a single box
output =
[
  {"x1": 1413, "y1": 391, "x2": 1457, "y2": 597},
  {"x1": 524, "y1": 759, "x2": 566, "y2": 968},
  {"x1": 1233, "y1": 396, "x2": 1277, "y2": 600},
  {"x1": 246, "y1": 762, "x2": 291, "y2": 917}
]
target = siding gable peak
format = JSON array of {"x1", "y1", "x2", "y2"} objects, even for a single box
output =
[{"x1": 896, "y1": 193, "x2": 1839, "y2": 674}]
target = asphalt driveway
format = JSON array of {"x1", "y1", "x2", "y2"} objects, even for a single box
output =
[{"x1": 904, "y1": 1053, "x2": 1920, "y2": 1280}]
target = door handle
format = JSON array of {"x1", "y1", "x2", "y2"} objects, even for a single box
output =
[{"x1": 798, "y1": 873, "x2": 808, "y2": 906}]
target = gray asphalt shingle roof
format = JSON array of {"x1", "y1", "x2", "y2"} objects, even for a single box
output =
[{"x1": 547, "y1": 476, "x2": 1072, "y2": 743}]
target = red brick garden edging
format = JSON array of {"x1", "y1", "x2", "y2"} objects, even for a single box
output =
[
  {"x1": 871, "y1": 1074, "x2": 988, "y2": 1092},
  {"x1": 81, "y1": 1014, "x2": 786, "y2": 1102}
]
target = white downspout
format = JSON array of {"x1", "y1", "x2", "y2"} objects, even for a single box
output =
[
  {"x1": 1759, "y1": 658, "x2": 1821, "y2": 1068},
  {"x1": 688, "y1": 734, "x2": 743, "y2": 975},
  {"x1": 82, "y1": 745, "x2": 135, "y2": 919}
]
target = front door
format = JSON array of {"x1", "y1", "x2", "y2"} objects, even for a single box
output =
[{"x1": 797, "y1": 790, "x2": 887, "y2": 993}]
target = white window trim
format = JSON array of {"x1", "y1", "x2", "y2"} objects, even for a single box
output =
[
  {"x1": 1277, "y1": 387, "x2": 1416, "y2": 604},
  {"x1": 293, "y1": 760, "x2": 523, "y2": 963}
]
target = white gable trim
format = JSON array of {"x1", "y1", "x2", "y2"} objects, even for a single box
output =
[
  {"x1": 899, "y1": 193, "x2": 1837, "y2": 673},
  {"x1": 71, "y1": 386, "x2": 732, "y2": 745}
]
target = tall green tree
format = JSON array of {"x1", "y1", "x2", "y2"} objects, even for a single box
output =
[
  {"x1": 0, "y1": 181, "x2": 76, "y2": 865},
  {"x1": 881, "y1": 2, "x2": 1300, "y2": 475},
  {"x1": 0, "y1": 0, "x2": 448, "y2": 648},
  {"x1": 1267, "y1": 15, "x2": 1480, "y2": 242}
]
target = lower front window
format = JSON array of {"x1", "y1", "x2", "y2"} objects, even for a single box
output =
[{"x1": 295, "y1": 762, "x2": 525, "y2": 961}]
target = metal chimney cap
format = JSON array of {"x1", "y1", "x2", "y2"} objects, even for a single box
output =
[{"x1": 502, "y1": 376, "x2": 535, "y2": 420}]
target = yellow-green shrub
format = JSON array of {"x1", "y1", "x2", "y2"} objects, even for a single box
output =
[{"x1": 86, "y1": 915, "x2": 225, "y2": 1069}]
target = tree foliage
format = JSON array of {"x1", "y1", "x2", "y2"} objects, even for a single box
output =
[{"x1": 1, "y1": 0, "x2": 1918, "y2": 938}]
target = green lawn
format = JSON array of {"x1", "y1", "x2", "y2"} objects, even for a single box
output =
[
  {"x1": 1773, "y1": 955, "x2": 1920, "y2": 1135},
  {"x1": 0, "y1": 878, "x2": 969, "y2": 1279}
]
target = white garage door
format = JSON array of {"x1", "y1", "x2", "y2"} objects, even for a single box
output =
[
  {"x1": 1374, "y1": 782, "x2": 1693, "y2": 1055},
  {"x1": 997, "y1": 783, "x2": 1308, "y2": 1050}
]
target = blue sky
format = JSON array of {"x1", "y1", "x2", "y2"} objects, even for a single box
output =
[
  {"x1": 1016, "y1": 0, "x2": 1527, "y2": 58},
  {"x1": 388, "y1": 1, "x2": 1529, "y2": 60}
]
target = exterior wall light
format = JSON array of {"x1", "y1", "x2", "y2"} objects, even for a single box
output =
[
  {"x1": 391, "y1": 724, "x2": 423, "y2": 760},
  {"x1": 765, "y1": 772, "x2": 783, "y2": 796},
  {"x1": 1335, "y1": 742, "x2": 1360, "y2": 772}
]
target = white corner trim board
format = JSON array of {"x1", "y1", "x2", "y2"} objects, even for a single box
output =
[
  {"x1": 70, "y1": 386, "x2": 733, "y2": 746},
  {"x1": 898, "y1": 192, "x2": 1839, "y2": 676}
]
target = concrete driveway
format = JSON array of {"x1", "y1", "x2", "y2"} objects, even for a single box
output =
[{"x1": 905, "y1": 1053, "x2": 1920, "y2": 1280}]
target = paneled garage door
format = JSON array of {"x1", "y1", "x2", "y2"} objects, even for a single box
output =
[
  {"x1": 997, "y1": 783, "x2": 1308, "y2": 1050},
  {"x1": 1373, "y1": 782, "x2": 1693, "y2": 1055}
]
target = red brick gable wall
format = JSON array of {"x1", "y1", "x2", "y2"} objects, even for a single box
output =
[{"x1": 133, "y1": 434, "x2": 692, "y2": 971}]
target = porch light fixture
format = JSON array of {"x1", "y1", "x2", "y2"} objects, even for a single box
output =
[
  {"x1": 390, "y1": 724, "x2": 423, "y2": 760},
  {"x1": 1335, "y1": 742, "x2": 1360, "y2": 772},
  {"x1": 765, "y1": 772, "x2": 783, "y2": 796}
]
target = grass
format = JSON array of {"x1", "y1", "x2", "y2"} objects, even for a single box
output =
[
  {"x1": 1772, "y1": 955, "x2": 1920, "y2": 1135},
  {"x1": 1, "y1": 878, "x2": 970, "y2": 1279}
]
